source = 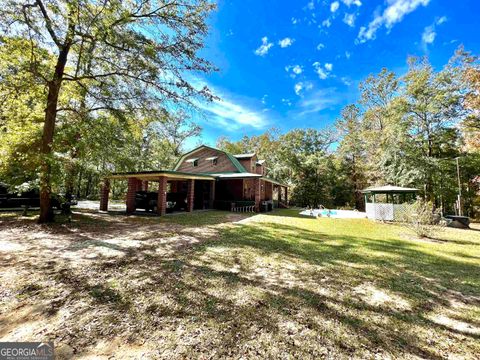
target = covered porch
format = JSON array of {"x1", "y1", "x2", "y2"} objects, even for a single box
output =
[
  {"x1": 100, "y1": 171, "x2": 216, "y2": 216},
  {"x1": 214, "y1": 174, "x2": 288, "y2": 212}
]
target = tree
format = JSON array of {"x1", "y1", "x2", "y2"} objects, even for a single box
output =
[
  {"x1": 336, "y1": 104, "x2": 366, "y2": 209},
  {"x1": 1, "y1": 0, "x2": 216, "y2": 222},
  {"x1": 403, "y1": 57, "x2": 464, "y2": 204}
]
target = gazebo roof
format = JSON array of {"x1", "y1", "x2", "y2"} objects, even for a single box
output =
[{"x1": 361, "y1": 185, "x2": 418, "y2": 193}]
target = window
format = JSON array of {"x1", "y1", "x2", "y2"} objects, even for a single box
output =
[
  {"x1": 212, "y1": 158, "x2": 217, "y2": 166},
  {"x1": 193, "y1": 159, "x2": 198, "y2": 167}
]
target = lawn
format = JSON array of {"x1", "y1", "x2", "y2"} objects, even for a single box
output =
[{"x1": 0, "y1": 209, "x2": 479, "y2": 359}]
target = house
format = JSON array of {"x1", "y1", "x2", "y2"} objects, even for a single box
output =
[{"x1": 99, "y1": 145, "x2": 288, "y2": 215}]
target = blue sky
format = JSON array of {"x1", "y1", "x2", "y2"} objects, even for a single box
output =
[{"x1": 189, "y1": 0, "x2": 480, "y2": 148}]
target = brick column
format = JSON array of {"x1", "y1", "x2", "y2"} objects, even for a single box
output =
[
  {"x1": 187, "y1": 179, "x2": 194, "y2": 212},
  {"x1": 157, "y1": 176, "x2": 167, "y2": 216},
  {"x1": 99, "y1": 179, "x2": 110, "y2": 211},
  {"x1": 126, "y1": 178, "x2": 137, "y2": 214},
  {"x1": 254, "y1": 178, "x2": 261, "y2": 212},
  {"x1": 209, "y1": 180, "x2": 215, "y2": 209},
  {"x1": 170, "y1": 181, "x2": 178, "y2": 193},
  {"x1": 285, "y1": 187, "x2": 288, "y2": 205},
  {"x1": 142, "y1": 181, "x2": 149, "y2": 191},
  {"x1": 278, "y1": 185, "x2": 283, "y2": 204}
]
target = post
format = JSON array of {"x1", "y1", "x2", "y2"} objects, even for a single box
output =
[
  {"x1": 142, "y1": 180, "x2": 149, "y2": 192},
  {"x1": 209, "y1": 180, "x2": 215, "y2": 209},
  {"x1": 157, "y1": 176, "x2": 167, "y2": 216},
  {"x1": 187, "y1": 179, "x2": 194, "y2": 212},
  {"x1": 254, "y1": 178, "x2": 261, "y2": 212},
  {"x1": 126, "y1": 178, "x2": 137, "y2": 214},
  {"x1": 284, "y1": 186, "x2": 288, "y2": 205},
  {"x1": 456, "y1": 157, "x2": 462, "y2": 216},
  {"x1": 99, "y1": 179, "x2": 110, "y2": 211}
]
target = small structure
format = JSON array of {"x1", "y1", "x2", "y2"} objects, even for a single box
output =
[
  {"x1": 362, "y1": 185, "x2": 418, "y2": 221},
  {"x1": 99, "y1": 145, "x2": 288, "y2": 215}
]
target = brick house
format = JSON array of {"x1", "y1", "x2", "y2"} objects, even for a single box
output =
[{"x1": 99, "y1": 145, "x2": 288, "y2": 215}]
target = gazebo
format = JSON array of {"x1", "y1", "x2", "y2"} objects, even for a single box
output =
[{"x1": 362, "y1": 185, "x2": 418, "y2": 221}]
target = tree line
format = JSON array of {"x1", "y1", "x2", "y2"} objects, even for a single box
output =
[{"x1": 218, "y1": 50, "x2": 480, "y2": 217}]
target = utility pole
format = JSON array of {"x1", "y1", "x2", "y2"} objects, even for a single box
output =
[{"x1": 456, "y1": 157, "x2": 462, "y2": 216}]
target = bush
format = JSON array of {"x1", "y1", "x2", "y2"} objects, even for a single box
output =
[{"x1": 400, "y1": 200, "x2": 443, "y2": 238}]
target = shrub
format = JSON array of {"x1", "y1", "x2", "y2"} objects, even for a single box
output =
[{"x1": 400, "y1": 200, "x2": 443, "y2": 238}]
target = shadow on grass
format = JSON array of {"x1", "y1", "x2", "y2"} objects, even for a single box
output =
[{"x1": 4, "y1": 211, "x2": 480, "y2": 358}]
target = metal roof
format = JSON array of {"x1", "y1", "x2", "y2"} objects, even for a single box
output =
[
  {"x1": 233, "y1": 153, "x2": 256, "y2": 159},
  {"x1": 361, "y1": 185, "x2": 419, "y2": 193},
  {"x1": 173, "y1": 145, "x2": 247, "y2": 173}
]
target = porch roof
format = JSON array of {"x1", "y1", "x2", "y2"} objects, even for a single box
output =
[
  {"x1": 361, "y1": 185, "x2": 418, "y2": 194},
  {"x1": 107, "y1": 170, "x2": 216, "y2": 181}
]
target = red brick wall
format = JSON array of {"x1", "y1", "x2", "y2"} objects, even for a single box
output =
[
  {"x1": 126, "y1": 178, "x2": 137, "y2": 214},
  {"x1": 186, "y1": 179, "x2": 194, "y2": 212},
  {"x1": 176, "y1": 148, "x2": 239, "y2": 173},
  {"x1": 157, "y1": 176, "x2": 167, "y2": 216},
  {"x1": 99, "y1": 179, "x2": 110, "y2": 211}
]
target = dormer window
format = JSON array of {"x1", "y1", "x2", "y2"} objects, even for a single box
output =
[
  {"x1": 185, "y1": 158, "x2": 199, "y2": 167},
  {"x1": 205, "y1": 156, "x2": 218, "y2": 166}
]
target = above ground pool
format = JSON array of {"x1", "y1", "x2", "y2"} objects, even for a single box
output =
[{"x1": 299, "y1": 209, "x2": 367, "y2": 219}]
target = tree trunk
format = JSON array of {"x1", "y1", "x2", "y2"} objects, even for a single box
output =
[{"x1": 38, "y1": 45, "x2": 71, "y2": 223}]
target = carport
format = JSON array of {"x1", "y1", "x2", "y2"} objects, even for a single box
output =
[{"x1": 100, "y1": 171, "x2": 216, "y2": 216}]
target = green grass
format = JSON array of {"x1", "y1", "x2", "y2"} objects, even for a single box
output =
[{"x1": 1, "y1": 209, "x2": 479, "y2": 358}]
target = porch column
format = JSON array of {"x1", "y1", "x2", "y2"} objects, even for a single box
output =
[
  {"x1": 254, "y1": 178, "x2": 261, "y2": 212},
  {"x1": 187, "y1": 179, "x2": 194, "y2": 212},
  {"x1": 209, "y1": 180, "x2": 215, "y2": 209},
  {"x1": 284, "y1": 186, "x2": 288, "y2": 205},
  {"x1": 142, "y1": 180, "x2": 149, "y2": 191},
  {"x1": 99, "y1": 179, "x2": 110, "y2": 211},
  {"x1": 157, "y1": 176, "x2": 167, "y2": 216},
  {"x1": 126, "y1": 177, "x2": 137, "y2": 214},
  {"x1": 278, "y1": 185, "x2": 283, "y2": 204}
]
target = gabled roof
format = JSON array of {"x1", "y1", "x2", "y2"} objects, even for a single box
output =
[
  {"x1": 256, "y1": 160, "x2": 265, "y2": 165},
  {"x1": 233, "y1": 153, "x2": 256, "y2": 159},
  {"x1": 173, "y1": 145, "x2": 247, "y2": 173},
  {"x1": 361, "y1": 185, "x2": 418, "y2": 193}
]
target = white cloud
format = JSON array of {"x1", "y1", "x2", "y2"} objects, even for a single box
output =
[
  {"x1": 422, "y1": 26, "x2": 436, "y2": 44},
  {"x1": 421, "y1": 17, "x2": 446, "y2": 49},
  {"x1": 294, "y1": 82, "x2": 313, "y2": 96},
  {"x1": 297, "y1": 88, "x2": 340, "y2": 116},
  {"x1": 307, "y1": 1, "x2": 315, "y2": 10},
  {"x1": 285, "y1": 65, "x2": 303, "y2": 78},
  {"x1": 330, "y1": 1, "x2": 340, "y2": 12},
  {"x1": 316, "y1": 43, "x2": 325, "y2": 50},
  {"x1": 291, "y1": 17, "x2": 299, "y2": 25},
  {"x1": 343, "y1": 13, "x2": 356, "y2": 27},
  {"x1": 345, "y1": 51, "x2": 351, "y2": 59},
  {"x1": 281, "y1": 98, "x2": 292, "y2": 106},
  {"x1": 292, "y1": 65, "x2": 303, "y2": 74},
  {"x1": 313, "y1": 62, "x2": 333, "y2": 80},
  {"x1": 198, "y1": 97, "x2": 268, "y2": 130},
  {"x1": 322, "y1": 19, "x2": 332, "y2": 27},
  {"x1": 341, "y1": 77, "x2": 352, "y2": 86},
  {"x1": 342, "y1": 0, "x2": 362, "y2": 6},
  {"x1": 357, "y1": 0, "x2": 430, "y2": 43},
  {"x1": 436, "y1": 16, "x2": 447, "y2": 25},
  {"x1": 254, "y1": 36, "x2": 273, "y2": 56},
  {"x1": 294, "y1": 83, "x2": 304, "y2": 95},
  {"x1": 278, "y1": 37, "x2": 294, "y2": 48}
]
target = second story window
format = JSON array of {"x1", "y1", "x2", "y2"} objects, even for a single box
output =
[
  {"x1": 193, "y1": 159, "x2": 198, "y2": 167},
  {"x1": 212, "y1": 158, "x2": 218, "y2": 166}
]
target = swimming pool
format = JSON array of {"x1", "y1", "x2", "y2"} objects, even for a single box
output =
[{"x1": 299, "y1": 209, "x2": 367, "y2": 219}]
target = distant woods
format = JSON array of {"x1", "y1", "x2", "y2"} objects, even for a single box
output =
[{"x1": 218, "y1": 50, "x2": 480, "y2": 217}]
